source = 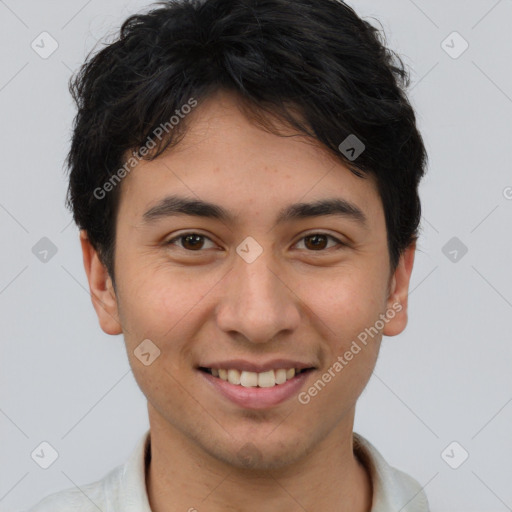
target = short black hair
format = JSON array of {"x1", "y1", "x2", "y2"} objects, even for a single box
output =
[{"x1": 66, "y1": 0, "x2": 427, "y2": 287}]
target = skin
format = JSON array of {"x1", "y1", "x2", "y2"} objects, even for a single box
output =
[{"x1": 80, "y1": 89, "x2": 415, "y2": 512}]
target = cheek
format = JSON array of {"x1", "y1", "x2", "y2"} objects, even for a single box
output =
[
  {"x1": 302, "y1": 268, "x2": 387, "y2": 398},
  {"x1": 117, "y1": 263, "x2": 218, "y2": 353},
  {"x1": 118, "y1": 272, "x2": 203, "y2": 396},
  {"x1": 308, "y1": 268, "x2": 387, "y2": 337},
  {"x1": 301, "y1": 275, "x2": 384, "y2": 407}
]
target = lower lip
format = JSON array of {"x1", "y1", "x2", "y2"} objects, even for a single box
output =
[{"x1": 199, "y1": 369, "x2": 313, "y2": 410}]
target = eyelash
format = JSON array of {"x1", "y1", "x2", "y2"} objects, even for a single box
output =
[{"x1": 165, "y1": 232, "x2": 347, "y2": 252}]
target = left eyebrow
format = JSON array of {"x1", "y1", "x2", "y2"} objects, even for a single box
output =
[
  {"x1": 276, "y1": 197, "x2": 368, "y2": 228},
  {"x1": 141, "y1": 195, "x2": 368, "y2": 229}
]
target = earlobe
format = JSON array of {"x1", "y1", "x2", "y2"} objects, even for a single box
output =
[
  {"x1": 382, "y1": 242, "x2": 416, "y2": 337},
  {"x1": 79, "y1": 230, "x2": 123, "y2": 335}
]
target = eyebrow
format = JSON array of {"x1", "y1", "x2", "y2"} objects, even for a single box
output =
[{"x1": 141, "y1": 194, "x2": 368, "y2": 228}]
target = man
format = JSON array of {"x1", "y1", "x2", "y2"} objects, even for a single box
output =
[{"x1": 27, "y1": 0, "x2": 429, "y2": 510}]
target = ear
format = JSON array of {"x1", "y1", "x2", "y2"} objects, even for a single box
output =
[
  {"x1": 382, "y1": 241, "x2": 416, "y2": 337},
  {"x1": 80, "y1": 230, "x2": 122, "y2": 335}
]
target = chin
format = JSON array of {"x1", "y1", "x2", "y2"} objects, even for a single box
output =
[{"x1": 206, "y1": 434, "x2": 312, "y2": 471}]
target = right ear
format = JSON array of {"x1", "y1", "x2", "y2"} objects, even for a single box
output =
[{"x1": 79, "y1": 230, "x2": 122, "y2": 335}]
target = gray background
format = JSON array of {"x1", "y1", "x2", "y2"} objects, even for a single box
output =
[{"x1": 1, "y1": 1, "x2": 511, "y2": 511}]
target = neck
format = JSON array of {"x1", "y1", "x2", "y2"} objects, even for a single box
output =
[{"x1": 146, "y1": 409, "x2": 372, "y2": 512}]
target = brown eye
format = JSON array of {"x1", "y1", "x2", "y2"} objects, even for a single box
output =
[
  {"x1": 304, "y1": 234, "x2": 328, "y2": 250},
  {"x1": 181, "y1": 234, "x2": 205, "y2": 250},
  {"x1": 166, "y1": 233, "x2": 216, "y2": 251},
  {"x1": 295, "y1": 233, "x2": 345, "y2": 251}
]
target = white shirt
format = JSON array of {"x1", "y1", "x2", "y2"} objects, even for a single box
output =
[{"x1": 26, "y1": 430, "x2": 430, "y2": 511}]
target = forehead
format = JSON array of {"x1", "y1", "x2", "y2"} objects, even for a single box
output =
[{"x1": 117, "y1": 90, "x2": 384, "y2": 229}]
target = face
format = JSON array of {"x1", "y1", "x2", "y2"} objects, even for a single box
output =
[{"x1": 81, "y1": 89, "x2": 415, "y2": 471}]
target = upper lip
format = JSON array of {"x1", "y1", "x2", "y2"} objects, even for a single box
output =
[{"x1": 199, "y1": 359, "x2": 316, "y2": 373}]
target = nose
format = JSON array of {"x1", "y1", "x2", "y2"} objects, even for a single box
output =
[{"x1": 215, "y1": 248, "x2": 301, "y2": 344}]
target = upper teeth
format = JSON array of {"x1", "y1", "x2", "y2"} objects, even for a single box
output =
[{"x1": 210, "y1": 368, "x2": 298, "y2": 387}]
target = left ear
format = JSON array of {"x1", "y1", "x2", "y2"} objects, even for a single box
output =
[{"x1": 382, "y1": 241, "x2": 416, "y2": 337}]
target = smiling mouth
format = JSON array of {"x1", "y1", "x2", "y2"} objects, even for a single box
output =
[{"x1": 198, "y1": 367, "x2": 314, "y2": 388}]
